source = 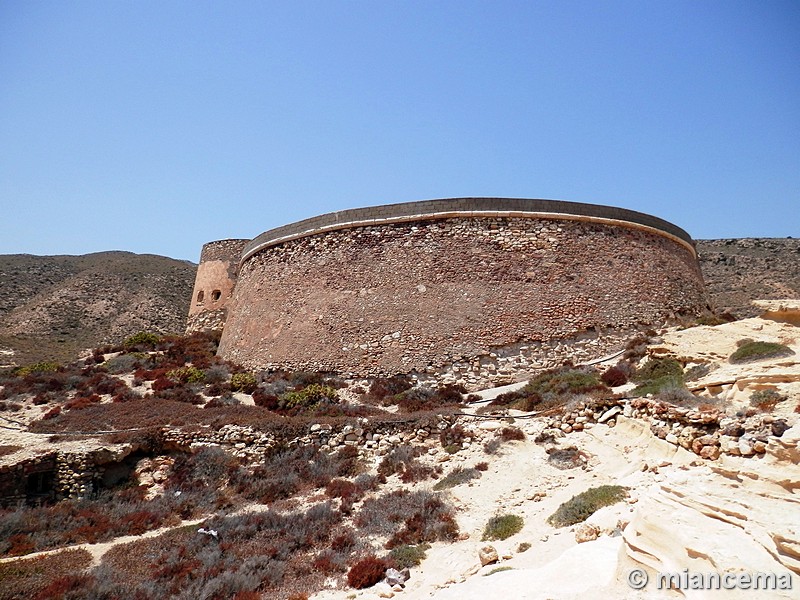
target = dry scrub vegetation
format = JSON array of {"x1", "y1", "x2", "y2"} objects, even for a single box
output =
[{"x1": 0, "y1": 332, "x2": 470, "y2": 599}]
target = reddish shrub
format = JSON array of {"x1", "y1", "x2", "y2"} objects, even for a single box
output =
[
  {"x1": 8, "y1": 533, "x2": 35, "y2": 556},
  {"x1": 499, "y1": 427, "x2": 525, "y2": 442},
  {"x1": 326, "y1": 479, "x2": 361, "y2": 501},
  {"x1": 32, "y1": 394, "x2": 50, "y2": 405},
  {"x1": 601, "y1": 365, "x2": 629, "y2": 387},
  {"x1": 122, "y1": 510, "x2": 163, "y2": 535},
  {"x1": 347, "y1": 556, "x2": 388, "y2": 589},
  {"x1": 312, "y1": 553, "x2": 342, "y2": 574},
  {"x1": 475, "y1": 461, "x2": 489, "y2": 471},
  {"x1": 252, "y1": 389, "x2": 279, "y2": 410},
  {"x1": 33, "y1": 574, "x2": 95, "y2": 600},
  {"x1": 65, "y1": 394, "x2": 101, "y2": 411},
  {"x1": 42, "y1": 406, "x2": 61, "y2": 420},
  {"x1": 152, "y1": 376, "x2": 175, "y2": 392},
  {"x1": 366, "y1": 375, "x2": 413, "y2": 403},
  {"x1": 331, "y1": 530, "x2": 356, "y2": 552}
]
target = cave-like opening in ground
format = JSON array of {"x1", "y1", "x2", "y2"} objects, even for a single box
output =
[{"x1": 25, "y1": 469, "x2": 55, "y2": 505}]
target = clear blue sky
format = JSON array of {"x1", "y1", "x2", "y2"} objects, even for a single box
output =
[{"x1": 1, "y1": 1, "x2": 798, "y2": 261}]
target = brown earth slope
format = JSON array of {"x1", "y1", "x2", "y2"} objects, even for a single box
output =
[{"x1": 0, "y1": 252, "x2": 195, "y2": 366}]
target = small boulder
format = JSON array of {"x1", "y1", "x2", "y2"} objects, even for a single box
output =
[
  {"x1": 479, "y1": 545, "x2": 499, "y2": 566},
  {"x1": 384, "y1": 568, "x2": 408, "y2": 587},
  {"x1": 574, "y1": 523, "x2": 600, "y2": 543}
]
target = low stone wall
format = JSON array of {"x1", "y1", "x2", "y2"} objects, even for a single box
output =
[{"x1": 539, "y1": 396, "x2": 788, "y2": 460}]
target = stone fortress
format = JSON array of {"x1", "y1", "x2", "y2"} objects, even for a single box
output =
[{"x1": 187, "y1": 198, "x2": 710, "y2": 388}]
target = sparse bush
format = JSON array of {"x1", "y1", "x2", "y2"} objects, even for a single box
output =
[
  {"x1": 123, "y1": 331, "x2": 162, "y2": 350},
  {"x1": 483, "y1": 438, "x2": 502, "y2": 454},
  {"x1": 499, "y1": 427, "x2": 525, "y2": 442},
  {"x1": 601, "y1": 365, "x2": 628, "y2": 387},
  {"x1": 356, "y1": 490, "x2": 459, "y2": 546},
  {"x1": 42, "y1": 406, "x2": 61, "y2": 420},
  {"x1": 750, "y1": 388, "x2": 787, "y2": 412},
  {"x1": 623, "y1": 333, "x2": 652, "y2": 361},
  {"x1": 230, "y1": 372, "x2": 257, "y2": 394},
  {"x1": 632, "y1": 357, "x2": 686, "y2": 398},
  {"x1": 484, "y1": 389, "x2": 542, "y2": 412},
  {"x1": 347, "y1": 556, "x2": 388, "y2": 589},
  {"x1": 517, "y1": 542, "x2": 531, "y2": 552},
  {"x1": 475, "y1": 461, "x2": 489, "y2": 471},
  {"x1": 104, "y1": 354, "x2": 140, "y2": 374},
  {"x1": 684, "y1": 363, "x2": 711, "y2": 381},
  {"x1": 366, "y1": 375, "x2": 413, "y2": 403},
  {"x1": 166, "y1": 366, "x2": 206, "y2": 384},
  {"x1": 729, "y1": 340, "x2": 794, "y2": 364},
  {"x1": 633, "y1": 357, "x2": 683, "y2": 382},
  {"x1": 377, "y1": 445, "x2": 438, "y2": 483},
  {"x1": 482, "y1": 514, "x2": 523, "y2": 541},
  {"x1": 326, "y1": 479, "x2": 363, "y2": 502},
  {"x1": 547, "y1": 485, "x2": 627, "y2": 527},
  {"x1": 388, "y1": 543, "x2": 430, "y2": 569},
  {"x1": 14, "y1": 362, "x2": 61, "y2": 377},
  {"x1": 433, "y1": 467, "x2": 481, "y2": 491},
  {"x1": 281, "y1": 384, "x2": 339, "y2": 409},
  {"x1": 547, "y1": 446, "x2": 586, "y2": 470},
  {"x1": 522, "y1": 367, "x2": 606, "y2": 403}
]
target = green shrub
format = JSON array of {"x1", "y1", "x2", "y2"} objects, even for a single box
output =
[
  {"x1": 729, "y1": 340, "x2": 793, "y2": 364},
  {"x1": 443, "y1": 443, "x2": 460, "y2": 455},
  {"x1": 482, "y1": 514, "x2": 524, "y2": 541},
  {"x1": 123, "y1": 332, "x2": 162, "y2": 349},
  {"x1": 547, "y1": 485, "x2": 627, "y2": 527},
  {"x1": 522, "y1": 367, "x2": 606, "y2": 401},
  {"x1": 749, "y1": 388, "x2": 787, "y2": 411},
  {"x1": 388, "y1": 543, "x2": 430, "y2": 569},
  {"x1": 633, "y1": 357, "x2": 683, "y2": 382},
  {"x1": 15, "y1": 362, "x2": 61, "y2": 377},
  {"x1": 432, "y1": 467, "x2": 481, "y2": 491},
  {"x1": 281, "y1": 384, "x2": 339, "y2": 408},
  {"x1": 632, "y1": 357, "x2": 685, "y2": 397},
  {"x1": 684, "y1": 363, "x2": 711, "y2": 381},
  {"x1": 166, "y1": 366, "x2": 205, "y2": 384},
  {"x1": 230, "y1": 372, "x2": 257, "y2": 393}
]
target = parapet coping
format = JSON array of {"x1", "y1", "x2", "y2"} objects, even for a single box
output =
[{"x1": 241, "y1": 198, "x2": 696, "y2": 263}]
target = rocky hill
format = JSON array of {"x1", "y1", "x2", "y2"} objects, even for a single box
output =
[
  {"x1": 0, "y1": 238, "x2": 796, "y2": 368},
  {"x1": 0, "y1": 252, "x2": 195, "y2": 367},
  {"x1": 696, "y1": 238, "x2": 800, "y2": 318}
]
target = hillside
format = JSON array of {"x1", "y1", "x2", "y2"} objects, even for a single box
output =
[
  {"x1": 0, "y1": 252, "x2": 195, "y2": 367},
  {"x1": 696, "y1": 238, "x2": 800, "y2": 318}
]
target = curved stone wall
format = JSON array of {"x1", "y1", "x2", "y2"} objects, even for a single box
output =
[
  {"x1": 186, "y1": 239, "x2": 249, "y2": 334},
  {"x1": 216, "y1": 200, "x2": 708, "y2": 385}
]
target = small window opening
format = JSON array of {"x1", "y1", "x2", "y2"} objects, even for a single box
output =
[
  {"x1": 211, "y1": 290, "x2": 222, "y2": 302},
  {"x1": 196, "y1": 290, "x2": 205, "y2": 304}
]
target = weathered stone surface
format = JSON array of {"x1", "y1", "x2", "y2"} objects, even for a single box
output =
[
  {"x1": 479, "y1": 545, "x2": 499, "y2": 566},
  {"x1": 574, "y1": 523, "x2": 601, "y2": 543},
  {"x1": 213, "y1": 203, "x2": 706, "y2": 385}
]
